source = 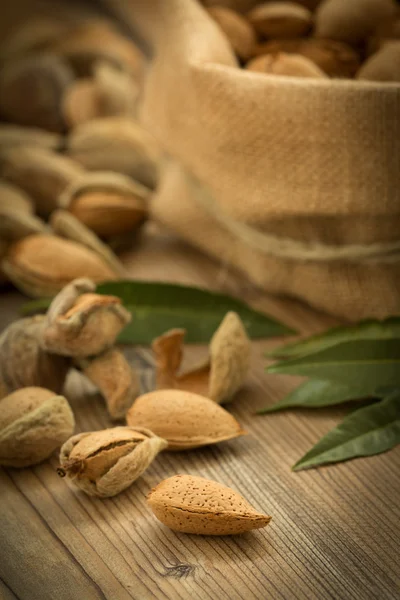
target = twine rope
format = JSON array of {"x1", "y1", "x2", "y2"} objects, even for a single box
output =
[{"x1": 188, "y1": 170, "x2": 400, "y2": 264}]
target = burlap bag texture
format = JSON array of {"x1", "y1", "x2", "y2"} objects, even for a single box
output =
[{"x1": 106, "y1": 0, "x2": 400, "y2": 321}]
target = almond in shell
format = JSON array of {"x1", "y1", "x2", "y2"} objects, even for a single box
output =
[
  {"x1": 248, "y1": 2, "x2": 313, "y2": 38},
  {"x1": 147, "y1": 474, "x2": 272, "y2": 535},
  {"x1": 207, "y1": 6, "x2": 257, "y2": 61},
  {"x1": 58, "y1": 426, "x2": 167, "y2": 497},
  {"x1": 41, "y1": 278, "x2": 131, "y2": 358},
  {"x1": 2, "y1": 233, "x2": 117, "y2": 298},
  {"x1": 126, "y1": 389, "x2": 246, "y2": 450},
  {"x1": 0, "y1": 387, "x2": 75, "y2": 468}
]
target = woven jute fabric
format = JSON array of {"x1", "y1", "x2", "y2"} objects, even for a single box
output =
[
  {"x1": 3, "y1": 0, "x2": 400, "y2": 320},
  {"x1": 104, "y1": 0, "x2": 400, "y2": 320}
]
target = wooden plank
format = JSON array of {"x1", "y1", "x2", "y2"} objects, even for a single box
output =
[{"x1": 0, "y1": 226, "x2": 399, "y2": 600}]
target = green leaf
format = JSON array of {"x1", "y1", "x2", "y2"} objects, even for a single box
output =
[
  {"x1": 268, "y1": 338, "x2": 400, "y2": 390},
  {"x1": 293, "y1": 392, "x2": 400, "y2": 471},
  {"x1": 257, "y1": 379, "x2": 381, "y2": 414},
  {"x1": 21, "y1": 280, "x2": 293, "y2": 344},
  {"x1": 267, "y1": 317, "x2": 400, "y2": 359},
  {"x1": 20, "y1": 298, "x2": 52, "y2": 315}
]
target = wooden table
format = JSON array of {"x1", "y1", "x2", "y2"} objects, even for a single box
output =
[{"x1": 1, "y1": 226, "x2": 399, "y2": 600}]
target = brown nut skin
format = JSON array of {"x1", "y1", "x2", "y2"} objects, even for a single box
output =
[
  {"x1": 0, "y1": 54, "x2": 74, "y2": 132},
  {"x1": 126, "y1": 389, "x2": 246, "y2": 451},
  {"x1": 357, "y1": 42, "x2": 400, "y2": 82},
  {"x1": 207, "y1": 6, "x2": 257, "y2": 61},
  {"x1": 58, "y1": 426, "x2": 167, "y2": 497},
  {"x1": 68, "y1": 190, "x2": 147, "y2": 238},
  {"x1": 314, "y1": 0, "x2": 398, "y2": 45},
  {"x1": 246, "y1": 52, "x2": 328, "y2": 77},
  {"x1": 41, "y1": 279, "x2": 131, "y2": 358},
  {"x1": 248, "y1": 2, "x2": 313, "y2": 39},
  {"x1": 0, "y1": 387, "x2": 75, "y2": 468},
  {"x1": 0, "y1": 316, "x2": 70, "y2": 400},
  {"x1": 252, "y1": 38, "x2": 360, "y2": 77},
  {"x1": 147, "y1": 474, "x2": 272, "y2": 536},
  {"x1": 2, "y1": 233, "x2": 117, "y2": 298}
]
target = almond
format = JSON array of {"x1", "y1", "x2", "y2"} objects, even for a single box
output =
[
  {"x1": 357, "y1": 41, "x2": 400, "y2": 82},
  {"x1": 246, "y1": 52, "x2": 328, "y2": 77},
  {"x1": 252, "y1": 38, "x2": 360, "y2": 77},
  {"x1": 41, "y1": 280, "x2": 131, "y2": 358},
  {"x1": 153, "y1": 312, "x2": 251, "y2": 404},
  {"x1": 147, "y1": 474, "x2": 272, "y2": 535},
  {"x1": 2, "y1": 233, "x2": 117, "y2": 298},
  {"x1": 314, "y1": 0, "x2": 398, "y2": 45},
  {"x1": 77, "y1": 348, "x2": 140, "y2": 420},
  {"x1": 0, "y1": 387, "x2": 75, "y2": 468},
  {"x1": 66, "y1": 116, "x2": 162, "y2": 190},
  {"x1": 0, "y1": 54, "x2": 74, "y2": 132},
  {"x1": 60, "y1": 171, "x2": 148, "y2": 239},
  {"x1": 50, "y1": 20, "x2": 146, "y2": 80},
  {"x1": 0, "y1": 146, "x2": 84, "y2": 217},
  {"x1": 207, "y1": 6, "x2": 257, "y2": 60},
  {"x1": 59, "y1": 426, "x2": 167, "y2": 497},
  {"x1": 248, "y1": 2, "x2": 313, "y2": 39},
  {"x1": 126, "y1": 389, "x2": 246, "y2": 450}
]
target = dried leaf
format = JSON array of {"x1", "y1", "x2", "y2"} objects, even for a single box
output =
[{"x1": 21, "y1": 280, "x2": 294, "y2": 342}]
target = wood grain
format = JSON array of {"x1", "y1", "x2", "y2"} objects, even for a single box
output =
[{"x1": 0, "y1": 226, "x2": 399, "y2": 600}]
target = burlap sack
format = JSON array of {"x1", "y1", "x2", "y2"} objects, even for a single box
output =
[
  {"x1": 104, "y1": 0, "x2": 400, "y2": 321},
  {"x1": 2, "y1": 0, "x2": 400, "y2": 320}
]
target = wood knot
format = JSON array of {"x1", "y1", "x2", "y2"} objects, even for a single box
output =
[{"x1": 162, "y1": 563, "x2": 195, "y2": 579}]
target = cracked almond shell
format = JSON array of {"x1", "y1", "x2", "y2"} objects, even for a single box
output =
[
  {"x1": 77, "y1": 348, "x2": 140, "y2": 420},
  {"x1": 147, "y1": 474, "x2": 272, "y2": 535},
  {"x1": 0, "y1": 387, "x2": 75, "y2": 467},
  {"x1": 42, "y1": 279, "x2": 131, "y2": 357},
  {"x1": 153, "y1": 312, "x2": 251, "y2": 405},
  {"x1": 126, "y1": 389, "x2": 246, "y2": 450},
  {"x1": 0, "y1": 316, "x2": 70, "y2": 399},
  {"x1": 59, "y1": 426, "x2": 167, "y2": 497}
]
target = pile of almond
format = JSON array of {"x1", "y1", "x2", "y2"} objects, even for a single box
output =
[
  {"x1": 0, "y1": 17, "x2": 162, "y2": 296},
  {"x1": 0, "y1": 277, "x2": 272, "y2": 536},
  {"x1": 206, "y1": 0, "x2": 400, "y2": 81}
]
